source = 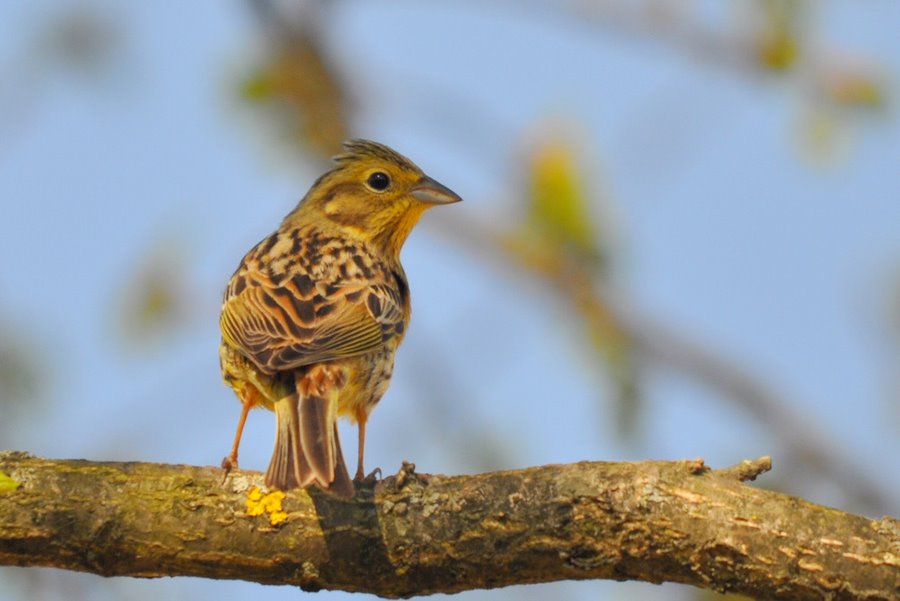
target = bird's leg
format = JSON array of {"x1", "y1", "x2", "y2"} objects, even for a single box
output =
[
  {"x1": 354, "y1": 407, "x2": 368, "y2": 482},
  {"x1": 221, "y1": 388, "x2": 257, "y2": 480}
]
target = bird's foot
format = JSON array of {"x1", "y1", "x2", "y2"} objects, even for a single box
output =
[
  {"x1": 352, "y1": 467, "x2": 381, "y2": 493},
  {"x1": 363, "y1": 467, "x2": 382, "y2": 484},
  {"x1": 220, "y1": 455, "x2": 238, "y2": 484}
]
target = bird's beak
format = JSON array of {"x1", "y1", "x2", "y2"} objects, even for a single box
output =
[{"x1": 410, "y1": 176, "x2": 462, "y2": 205}]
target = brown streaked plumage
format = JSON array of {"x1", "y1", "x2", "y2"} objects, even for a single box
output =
[{"x1": 219, "y1": 139, "x2": 461, "y2": 497}]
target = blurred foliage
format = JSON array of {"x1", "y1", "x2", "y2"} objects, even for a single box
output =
[
  {"x1": 754, "y1": 0, "x2": 802, "y2": 71},
  {"x1": 798, "y1": 60, "x2": 887, "y2": 163},
  {"x1": 37, "y1": 5, "x2": 120, "y2": 77},
  {"x1": 526, "y1": 140, "x2": 601, "y2": 267},
  {"x1": 821, "y1": 67, "x2": 886, "y2": 111},
  {"x1": 114, "y1": 241, "x2": 191, "y2": 350},
  {"x1": 240, "y1": 3, "x2": 348, "y2": 159},
  {"x1": 751, "y1": 0, "x2": 887, "y2": 114},
  {"x1": 0, "y1": 317, "x2": 43, "y2": 433},
  {"x1": 0, "y1": 5, "x2": 125, "y2": 157},
  {"x1": 505, "y1": 135, "x2": 641, "y2": 437},
  {"x1": 795, "y1": 107, "x2": 848, "y2": 165}
]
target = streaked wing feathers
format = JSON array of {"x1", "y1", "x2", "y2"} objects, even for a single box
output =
[
  {"x1": 220, "y1": 252, "x2": 404, "y2": 373},
  {"x1": 366, "y1": 283, "x2": 405, "y2": 326}
]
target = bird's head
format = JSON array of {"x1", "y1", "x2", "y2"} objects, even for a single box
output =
[{"x1": 288, "y1": 139, "x2": 461, "y2": 258}]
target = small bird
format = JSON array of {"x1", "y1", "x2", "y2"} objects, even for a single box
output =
[{"x1": 219, "y1": 139, "x2": 461, "y2": 497}]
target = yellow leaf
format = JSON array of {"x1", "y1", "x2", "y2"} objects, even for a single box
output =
[
  {"x1": 756, "y1": 0, "x2": 801, "y2": 71},
  {"x1": 240, "y1": 70, "x2": 276, "y2": 101},
  {"x1": 757, "y1": 30, "x2": 798, "y2": 71},
  {"x1": 527, "y1": 138, "x2": 597, "y2": 260},
  {"x1": 828, "y1": 71, "x2": 885, "y2": 109}
]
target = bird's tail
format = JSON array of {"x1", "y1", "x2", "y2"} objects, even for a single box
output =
[{"x1": 265, "y1": 386, "x2": 353, "y2": 498}]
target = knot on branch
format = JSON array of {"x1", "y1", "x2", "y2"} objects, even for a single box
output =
[{"x1": 715, "y1": 456, "x2": 773, "y2": 482}]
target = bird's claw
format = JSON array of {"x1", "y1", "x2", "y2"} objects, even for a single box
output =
[
  {"x1": 220, "y1": 456, "x2": 238, "y2": 484},
  {"x1": 364, "y1": 467, "x2": 382, "y2": 483},
  {"x1": 352, "y1": 467, "x2": 381, "y2": 492}
]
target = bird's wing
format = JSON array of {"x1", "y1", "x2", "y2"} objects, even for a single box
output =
[{"x1": 220, "y1": 256, "x2": 404, "y2": 374}]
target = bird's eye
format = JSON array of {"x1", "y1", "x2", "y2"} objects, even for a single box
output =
[{"x1": 366, "y1": 171, "x2": 391, "y2": 192}]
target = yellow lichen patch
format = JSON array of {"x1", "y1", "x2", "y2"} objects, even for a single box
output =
[
  {"x1": 246, "y1": 486, "x2": 265, "y2": 516},
  {"x1": 0, "y1": 470, "x2": 21, "y2": 493},
  {"x1": 246, "y1": 486, "x2": 288, "y2": 525},
  {"x1": 268, "y1": 510, "x2": 288, "y2": 526}
]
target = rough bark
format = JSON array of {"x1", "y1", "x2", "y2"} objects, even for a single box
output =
[{"x1": 0, "y1": 450, "x2": 896, "y2": 599}]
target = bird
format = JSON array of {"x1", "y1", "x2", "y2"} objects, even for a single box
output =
[{"x1": 218, "y1": 139, "x2": 461, "y2": 498}]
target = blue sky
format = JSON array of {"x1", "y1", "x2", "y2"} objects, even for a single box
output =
[{"x1": 1, "y1": 2, "x2": 898, "y2": 600}]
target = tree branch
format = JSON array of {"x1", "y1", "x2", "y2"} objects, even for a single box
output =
[{"x1": 0, "y1": 451, "x2": 897, "y2": 599}]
